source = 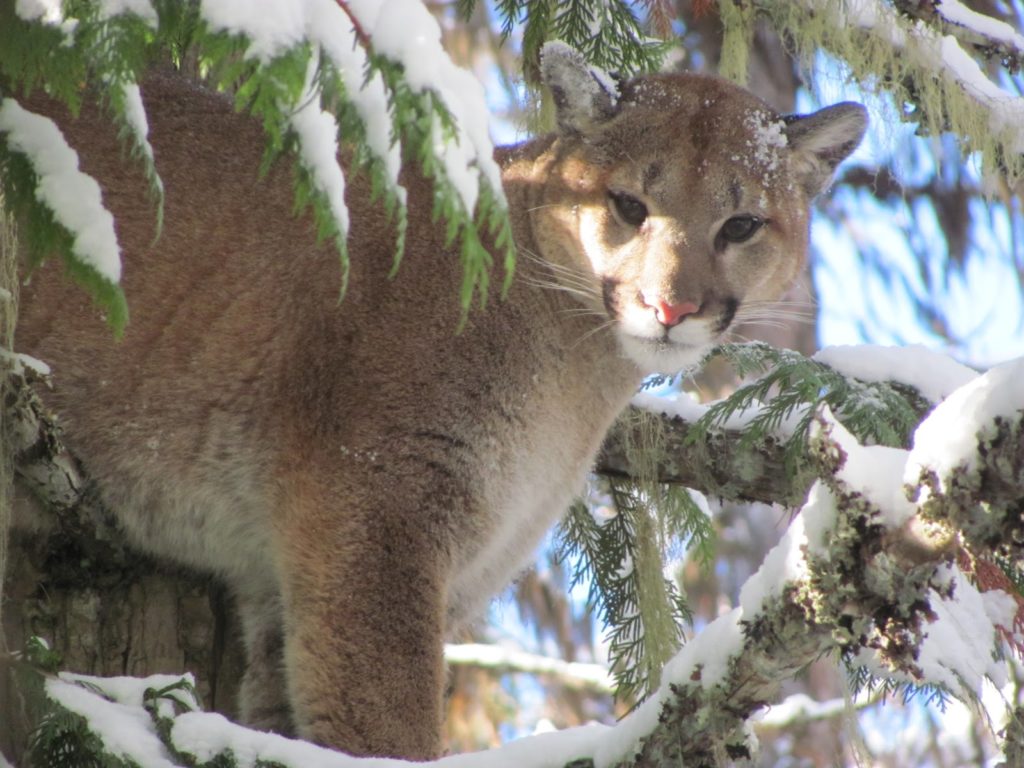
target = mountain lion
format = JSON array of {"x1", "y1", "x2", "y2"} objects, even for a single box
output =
[{"x1": 11, "y1": 43, "x2": 866, "y2": 758}]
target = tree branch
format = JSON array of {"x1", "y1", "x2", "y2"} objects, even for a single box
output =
[
  {"x1": 444, "y1": 643, "x2": 614, "y2": 693},
  {"x1": 596, "y1": 405, "x2": 815, "y2": 507},
  {"x1": 890, "y1": 0, "x2": 1024, "y2": 73}
]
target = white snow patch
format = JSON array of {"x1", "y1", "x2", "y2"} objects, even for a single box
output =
[
  {"x1": 753, "y1": 692, "x2": 848, "y2": 727},
  {"x1": 119, "y1": 81, "x2": 157, "y2": 168},
  {"x1": 813, "y1": 344, "x2": 977, "y2": 404},
  {"x1": 687, "y1": 488, "x2": 712, "y2": 518},
  {"x1": 740, "y1": 512, "x2": 809, "y2": 615},
  {"x1": 632, "y1": 388, "x2": 804, "y2": 436},
  {"x1": 0, "y1": 349, "x2": 52, "y2": 377},
  {"x1": 632, "y1": 389, "x2": 708, "y2": 423},
  {"x1": 905, "y1": 356, "x2": 1024, "y2": 493},
  {"x1": 60, "y1": 671, "x2": 200, "y2": 718},
  {"x1": 99, "y1": 0, "x2": 157, "y2": 25},
  {"x1": 0, "y1": 99, "x2": 122, "y2": 283},
  {"x1": 347, "y1": 0, "x2": 502, "y2": 213},
  {"x1": 817, "y1": 409, "x2": 916, "y2": 529},
  {"x1": 444, "y1": 643, "x2": 614, "y2": 691},
  {"x1": 593, "y1": 607, "x2": 745, "y2": 767},
  {"x1": 842, "y1": 0, "x2": 1024, "y2": 155},
  {"x1": 918, "y1": 565, "x2": 1007, "y2": 696},
  {"x1": 980, "y1": 589, "x2": 1020, "y2": 633},
  {"x1": 745, "y1": 110, "x2": 788, "y2": 175},
  {"x1": 933, "y1": 35, "x2": 1024, "y2": 153},
  {"x1": 290, "y1": 60, "x2": 349, "y2": 235},
  {"x1": 46, "y1": 676, "x2": 180, "y2": 768},
  {"x1": 174, "y1": 708, "x2": 608, "y2": 768},
  {"x1": 799, "y1": 481, "x2": 839, "y2": 557},
  {"x1": 938, "y1": 0, "x2": 1024, "y2": 50},
  {"x1": 14, "y1": 0, "x2": 60, "y2": 22},
  {"x1": 198, "y1": 0, "x2": 492, "y2": 218}
]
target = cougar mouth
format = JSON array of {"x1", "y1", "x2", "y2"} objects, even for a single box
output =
[
  {"x1": 613, "y1": 296, "x2": 740, "y2": 374},
  {"x1": 616, "y1": 330, "x2": 711, "y2": 375}
]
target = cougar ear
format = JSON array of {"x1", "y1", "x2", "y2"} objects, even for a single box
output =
[
  {"x1": 784, "y1": 102, "x2": 868, "y2": 196},
  {"x1": 540, "y1": 41, "x2": 620, "y2": 136}
]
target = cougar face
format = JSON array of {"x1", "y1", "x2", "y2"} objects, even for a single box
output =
[{"x1": 535, "y1": 57, "x2": 867, "y2": 373}]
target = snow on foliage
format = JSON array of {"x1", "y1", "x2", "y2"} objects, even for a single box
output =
[
  {"x1": 290, "y1": 60, "x2": 350, "y2": 236},
  {"x1": 47, "y1": 673, "x2": 200, "y2": 768},
  {"x1": 199, "y1": 0, "x2": 499, "y2": 217},
  {"x1": 0, "y1": 99, "x2": 121, "y2": 284}
]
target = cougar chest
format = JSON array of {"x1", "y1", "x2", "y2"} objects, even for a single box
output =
[{"x1": 443, "y1": 337, "x2": 638, "y2": 628}]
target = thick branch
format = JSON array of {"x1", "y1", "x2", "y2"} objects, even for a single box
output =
[{"x1": 597, "y1": 405, "x2": 815, "y2": 507}]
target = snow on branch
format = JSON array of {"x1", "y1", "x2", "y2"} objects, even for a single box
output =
[
  {"x1": 751, "y1": 0, "x2": 1024, "y2": 186},
  {"x1": 890, "y1": 0, "x2": 1024, "y2": 72},
  {"x1": 444, "y1": 643, "x2": 615, "y2": 694}
]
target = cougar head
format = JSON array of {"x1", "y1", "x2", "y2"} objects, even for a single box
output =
[{"x1": 533, "y1": 42, "x2": 867, "y2": 374}]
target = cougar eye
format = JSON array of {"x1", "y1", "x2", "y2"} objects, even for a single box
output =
[
  {"x1": 719, "y1": 215, "x2": 763, "y2": 244},
  {"x1": 608, "y1": 191, "x2": 648, "y2": 227}
]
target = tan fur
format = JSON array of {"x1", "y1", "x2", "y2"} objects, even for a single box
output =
[{"x1": 11, "y1": 49, "x2": 864, "y2": 758}]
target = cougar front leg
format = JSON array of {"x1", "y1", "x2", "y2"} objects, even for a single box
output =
[{"x1": 276, "y1": 474, "x2": 452, "y2": 759}]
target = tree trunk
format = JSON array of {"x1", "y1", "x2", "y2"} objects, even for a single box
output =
[{"x1": 1, "y1": 519, "x2": 247, "y2": 761}]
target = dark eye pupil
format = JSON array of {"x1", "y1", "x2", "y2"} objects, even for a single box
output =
[
  {"x1": 609, "y1": 192, "x2": 648, "y2": 227},
  {"x1": 720, "y1": 215, "x2": 762, "y2": 243}
]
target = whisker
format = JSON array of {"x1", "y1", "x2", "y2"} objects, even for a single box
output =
[
  {"x1": 734, "y1": 315, "x2": 813, "y2": 327},
  {"x1": 519, "y1": 278, "x2": 600, "y2": 302},
  {"x1": 517, "y1": 247, "x2": 594, "y2": 283},
  {"x1": 521, "y1": 263, "x2": 595, "y2": 290},
  {"x1": 522, "y1": 276, "x2": 599, "y2": 297},
  {"x1": 571, "y1": 319, "x2": 616, "y2": 349},
  {"x1": 559, "y1": 307, "x2": 606, "y2": 318}
]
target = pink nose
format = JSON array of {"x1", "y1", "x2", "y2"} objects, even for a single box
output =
[{"x1": 643, "y1": 297, "x2": 699, "y2": 327}]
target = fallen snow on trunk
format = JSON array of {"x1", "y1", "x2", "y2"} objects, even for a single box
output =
[{"x1": 0, "y1": 98, "x2": 122, "y2": 283}]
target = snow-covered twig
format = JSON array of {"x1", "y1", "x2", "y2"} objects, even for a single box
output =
[
  {"x1": 890, "y1": 0, "x2": 1024, "y2": 72},
  {"x1": 754, "y1": 691, "x2": 880, "y2": 730},
  {"x1": 444, "y1": 643, "x2": 615, "y2": 693}
]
